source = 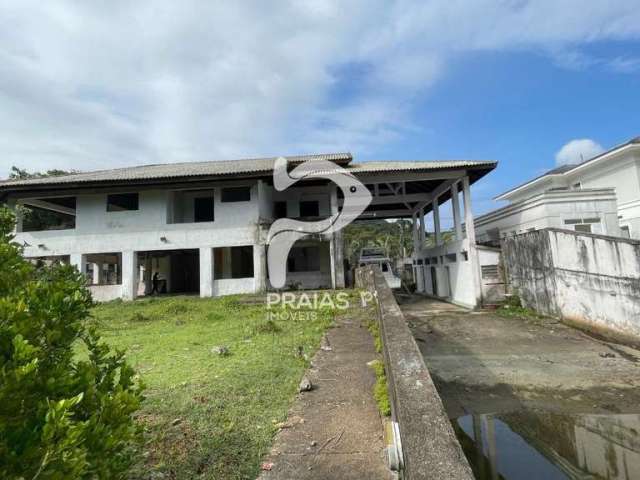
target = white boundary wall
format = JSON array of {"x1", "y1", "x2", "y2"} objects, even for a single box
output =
[{"x1": 503, "y1": 228, "x2": 640, "y2": 339}]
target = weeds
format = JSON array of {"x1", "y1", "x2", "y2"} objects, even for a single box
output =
[{"x1": 369, "y1": 360, "x2": 391, "y2": 417}]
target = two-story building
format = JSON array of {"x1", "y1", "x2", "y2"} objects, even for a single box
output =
[
  {"x1": 0, "y1": 153, "x2": 496, "y2": 307},
  {"x1": 476, "y1": 136, "x2": 640, "y2": 245}
]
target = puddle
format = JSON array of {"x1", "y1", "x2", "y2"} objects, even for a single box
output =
[{"x1": 454, "y1": 410, "x2": 640, "y2": 479}]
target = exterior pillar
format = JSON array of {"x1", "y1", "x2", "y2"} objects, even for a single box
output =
[
  {"x1": 334, "y1": 231, "x2": 345, "y2": 288},
  {"x1": 418, "y1": 208, "x2": 426, "y2": 245},
  {"x1": 462, "y1": 176, "x2": 482, "y2": 306},
  {"x1": 121, "y1": 250, "x2": 138, "y2": 301},
  {"x1": 253, "y1": 244, "x2": 267, "y2": 293},
  {"x1": 329, "y1": 236, "x2": 337, "y2": 289},
  {"x1": 91, "y1": 262, "x2": 101, "y2": 285},
  {"x1": 70, "y1": 253, "x2": 87, "y2": 280},
  {"x1": 329, "y1": 186, "x2": 344, "y2": 289},
  {"x1": 451, "y1": 181, "x2": 463, "y2": 241},
  {"x1": 433, "y1": 198, "x2": 441, "y2": 246},
  {"x1": 411, "y1": 213, "x2": 419, "y2": 284},
  {"x1": 12, "y1": 200, "x2": 23, "y2": 233},
  {"x1": 200, "y1": 247, "x2": 214, "y2": 297}
]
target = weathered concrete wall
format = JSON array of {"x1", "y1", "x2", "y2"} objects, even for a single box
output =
[
  {"x1": 503, "y1": 228, "x2": 640, "y2": 338},
  {"x1": 417, "y1": 238, "x2": 479, "y2": 309},
  {"x1": 356, "y1": 265, "x2": 473, "y2": 480}
]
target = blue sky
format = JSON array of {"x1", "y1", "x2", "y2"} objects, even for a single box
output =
[
  {"x1": 365, "y1": 45, "x2": 640, "y2": 213},
  {"x1": 0, "y1": 1, "x2": 639, "y2": 216}
]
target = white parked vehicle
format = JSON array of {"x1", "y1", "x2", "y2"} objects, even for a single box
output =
[{"x1": 358, "y1": 248, "x2": 402, "y2": 289}]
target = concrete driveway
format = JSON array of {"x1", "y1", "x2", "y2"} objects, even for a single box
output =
[{"x1": 395, "y1": 294, "x2": 640, "y2": 417}]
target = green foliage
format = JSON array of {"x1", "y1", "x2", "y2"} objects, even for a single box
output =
[
  {"x1": 343, "y1": 219, "x2": 457, "y2": 267},
  {"x1": 362, "y1": 301, "x2": 382, "y2": 353},
  {"x1": 344, "y1": 220, "x2": 413, "y2": 267},
  {"x1": 0, "y1": 206, "x2": 144, "y2": 480},
  {"x1": 369, "y1": 360, "x2": 391, "y2": 417},
  {"x1": 496, "y1": 294, "x2": 543, "y2": 321}
]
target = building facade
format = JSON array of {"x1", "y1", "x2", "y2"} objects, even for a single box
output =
[
  {"x1": 476, "y1": 136, "x2": 640, "y2": 244},
  {"x1": 1, "y1": 153, "x2": 495, "y2": 305}
]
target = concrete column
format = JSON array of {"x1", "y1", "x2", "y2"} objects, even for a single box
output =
[
  {"x1": 91, "y1": 262, "x2": 101, "y2": 285},
  {"x1": 253, "y1": 244, "x2": 267, "y2": 293},
  {"x1": 329, "y1": 186, "x2": 344, "y2": 289},
  {"x1": 200, "y1": 247, "x2": 214, "y2": 297},
  {"x1": 418, "y1": 208, "x2": 426, "y2": 245},
  {"x1": 121, "y1": 250, "x2": 138, "y2": 301},
  {"x1": 451, "y1": 181, "x2": 463, "y2": 241},
  {"x1": 70, "y1": 253, "x2": 87, "y2": 279},
  {"x1": 329, "y1": 237, "x2": 337, "y2": 289},
  {"x1": 433, "y1": 198, "x2": 441, "y2": 246},
  {"x1": 334, "y1": 231, "x2": 345, "y2": 288},
  {"x1": 12, "y1": 200, "x2": 23, "y2": 233},
  {"x1": 462, "y1": 176, "x2": 482, "y2": 306}
]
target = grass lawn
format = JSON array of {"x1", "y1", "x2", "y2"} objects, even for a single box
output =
[{"x1": 89, "y1": 293, "x2": 349, "y2": 479}]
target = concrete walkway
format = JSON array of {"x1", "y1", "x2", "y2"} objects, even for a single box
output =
[{"x1": 259, "y1": 309, "x2": 394, "y2": 480}]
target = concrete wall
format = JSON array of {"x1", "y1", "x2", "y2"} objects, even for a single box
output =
[
  {"x1": 503, "y1": 228, "x2": 640, "y2": 339},
  {"x1": 416, "y1": 239, "x2": 479, "y2": 309},
  {"x1": 88, "y1": 284, "x2": 122, "y2": 302},
  {"x1": 16, "y1": 182, "x2": 262, "y2": 258},
  {"x1": 355, "y1": 265, "x2": 474, "y2": 479}
]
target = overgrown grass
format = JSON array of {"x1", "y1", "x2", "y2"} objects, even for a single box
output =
[
  {"x1": 362, "y1": 300, "x2": 382, "y2": 353},
  {"x1": 359, "y1": 294, "x2": 390, "y2": 417},
  {"x1": 88, "y1": 293, "x2": 342, "y2": 480},
  {"x1": 369, "y1": 360, "x2": 391, "y2": 417},
  {"x1": 496, "y1": 294, "x2": 544, "y2": 321}
]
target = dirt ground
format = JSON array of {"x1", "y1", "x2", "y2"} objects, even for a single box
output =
[{"x1": 396, "y1": 295, "x2": 640, "y2": 418}]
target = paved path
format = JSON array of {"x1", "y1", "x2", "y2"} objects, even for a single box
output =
[{"x1": 259, "y1": 308, "x2": 394, "y2": 480}]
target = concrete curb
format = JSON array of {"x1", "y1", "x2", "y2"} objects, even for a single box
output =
[{"x1": 356, "y1": 266, "x2": 474, "y2": 480}]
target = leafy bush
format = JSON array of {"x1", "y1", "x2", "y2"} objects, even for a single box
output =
[{"x1": 0, "y1": 207, "x2": 144, "y2": 479}]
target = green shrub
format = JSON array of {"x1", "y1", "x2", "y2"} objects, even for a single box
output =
[{"x1": 0, "y1": 207, "x2": 144, "y2": 479}]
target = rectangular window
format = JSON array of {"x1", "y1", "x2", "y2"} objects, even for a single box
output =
[
  {"x1": 214, "y1": 246, "x2": 254, "y2": 279},
  {"x1": 564, "y1": 218, "x2": 581, "y2": 225},
  {"x1": 574, "y1": 224, "x2": 592, "y2": 233},
  {"x1": 299, "y1": 200, "x2": 319, "y2": 217},
  {"x1": 221, "y1": 186, "x2": 251, "y2": 202},
  {"x1": 274, "y1": 201, "x2": 287, "y2": 219},
  {"x1": 107, "y1": 193, "x2": 138, "y2": 211},
  {"x1": 582, "y1": 217, "x2": 600, "y2": 224},
  {"x1": 287, "y1": 246, "x2": 320, "y2": 272},
  {"x1": 621, "y1": 226, "x2": 631, "y2": 238},
  {"x1": 572, "y1": 182, "x2": 582, "y2": 189},
  {"x1": 194, "y1": 196, "x2": 214, "y2": 222}
]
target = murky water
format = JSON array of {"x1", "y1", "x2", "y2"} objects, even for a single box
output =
[{"x1": 454, "y1": 411, "x2": 640, "y2": 480}]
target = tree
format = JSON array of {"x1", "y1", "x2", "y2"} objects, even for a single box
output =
[
  {"x1": 7, "y1": 167, "x2": 77, "y2": 231},
  {"x1": 0, "y1": 206, "x2": 144, "y2": 479},
  {"x1": 9, "y1": 166, "x2": 74, "y2": 180}
]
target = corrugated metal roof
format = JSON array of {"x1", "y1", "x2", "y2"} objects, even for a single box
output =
[
  {"x1": 0, "y1": 154, "x2": 496, "y2": 191},
  {"x1": 347, "y1": 160, "x2": 496, "y2": 173}
]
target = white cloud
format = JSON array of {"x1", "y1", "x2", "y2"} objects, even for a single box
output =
[
  {"x1": 0, "y1": 1, "x2": 640, "y2": 176},
  {"x1": 555, "y1": 138, "x2": 605, "y2": 166}
]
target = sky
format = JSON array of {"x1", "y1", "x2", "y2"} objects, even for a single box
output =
[{"x1": 1, "y1": 1, "x2": 639, "y2": 216}]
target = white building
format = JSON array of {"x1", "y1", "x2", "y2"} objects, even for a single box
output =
[
  {"x1": 1, "y1": 153, "x2": 495, "y2": 307},
  {"x1": 476, "y1": 136, "x2": 640, "y2": 245}
]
